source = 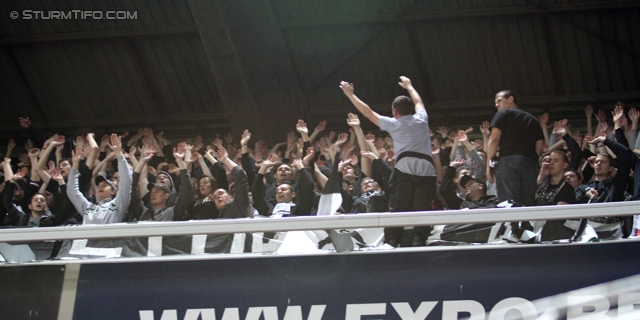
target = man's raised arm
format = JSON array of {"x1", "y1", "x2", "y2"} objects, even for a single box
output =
[
  {"x1": 340, "y1": 81, "x2": 380, "y2": 126},
  {"x1": 397, "y1": 76, "x2": 425, "y2": 113}
]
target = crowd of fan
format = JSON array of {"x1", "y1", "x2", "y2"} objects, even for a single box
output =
[{"x1": 1, "y1": 87, "x2": 639, "y2": 247}]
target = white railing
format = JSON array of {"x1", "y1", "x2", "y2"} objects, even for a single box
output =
[{"x1": 0, "y1": 202, "x2": 637, "y2": 242}]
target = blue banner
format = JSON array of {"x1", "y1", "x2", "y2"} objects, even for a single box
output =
[{"x1": 69, "y1": 240, "x2": 640, "y2": 319}]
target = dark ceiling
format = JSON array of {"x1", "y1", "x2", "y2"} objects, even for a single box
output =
[{"x1": 1, "y1": 0, "x2": 639, "y2": 150}]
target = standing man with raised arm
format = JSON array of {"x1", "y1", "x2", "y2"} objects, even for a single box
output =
[
  {"x1": 340, "y1": 76, "x2": 436, "y2": 247},
  {"x1": 486, "y1": 90, "x2": 544, "y2": 206}
]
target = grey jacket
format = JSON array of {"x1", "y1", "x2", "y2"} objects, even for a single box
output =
[
  {"x1": 128, "y1": 169, "x2": 193, "y2": 221},
  {"x1": 67, "y1": 155, "x2": 133, "y2": 224}
]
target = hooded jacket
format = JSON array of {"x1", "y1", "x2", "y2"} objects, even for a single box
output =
[{"x1": 67, "y1": 155, "x2": 133, "y2": 224}]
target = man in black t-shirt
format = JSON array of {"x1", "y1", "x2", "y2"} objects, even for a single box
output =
[
  {"x1": 534, "y1": 151, "x2": 577, "y2": 241},
  {"x1": 535, "y1": 151, "x2": 575, "y2": 206},
  {"x1": 486, "y1": 90, "x2": 544, "y2": 206}
]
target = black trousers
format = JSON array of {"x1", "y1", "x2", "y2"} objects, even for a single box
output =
[{"x1": 385, "y1": 168, "x2": 437, "y2": 247}]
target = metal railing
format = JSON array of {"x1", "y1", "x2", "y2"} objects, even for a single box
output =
[{"x1": 0, "y1": 202, "x2": 637, "y2": 242}]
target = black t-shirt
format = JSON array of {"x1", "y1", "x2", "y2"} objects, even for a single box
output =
[
  {"x1": 490, "y1": 108, "x2": 544, "y2": 162},
  {"x1": 534, "y1": 180, "x2": 575, "y2": 206}
]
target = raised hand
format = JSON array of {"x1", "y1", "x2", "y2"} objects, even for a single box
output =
[
  {"x1": 19, "y1": 117, "x2": 31, "y2": 128},
  {"x1": 71, "y1": 146, "x2": 83, "y2": 165},
  {"x1": 346, "y1": 113, "x2": 360, "y2": 127},
  {"x1": 213, "y1": 137, "x2": 223, "y2": 147},
  {"x1": 314, "y1": 121, "x2": 326, "y2": 132},
  {"x1": 480, "y1": 121, "x2": 491, "y2": 137},
  {"x1": 143, "y1": 127, "x2": 154, "y2": 137},
  {"x1": 620, "y1": 117, "x2": 629, "y2": 129},
  {"x1": 338, "y1": 158, "x2": 351, "y2": 173},
  {"x1": 598, "y1": 122, "x2": 609, "y2": 136},
  {"x1": 302, "y1": 147, "x2": 315, "y2": 166},
  {"x1": 339, "y1": 81, "x2": 355, "y2": 96},
  {"x1": 105, "y1": 152, "x2": 117, "y2": 162},
  {"x1": 7, "y1": 138, "x2": 16, "y2": 150},
  {"x1": 50, "y1": 168, "x2": 64, "y2": 183},
  {"x1": 348, "y1": 153, "x2": 358, "y2": 166},
  {"x1": 49, "y1": 135, "x2": 64, "y2": 148},
  {"x1": 286, "y1": 141, "x2": 297, "y2": 153},
  {"x1": 450, "y1": 158, "x2": 466, "y2": 168},
  {"x1": 386, "y1": 150, "x2": 395, "y2": 161},
  {"x1": 99, "y1": 134, "x2": 109, "y2": 150},
  {"x1": 360, "y1": 150, "x2": 378, "y2": 160},
  {"x1": 539, "y1": 161, "x2": 550, "y2": 177},
  {"x1": 24, "y1": 139, "x2": 33, "y2": 151},
  {"x1": 286, "y1": 131, "x2": 296, "y2": 145},
  {"x1": 587, "y1": 136, "x2": 605, "y2": 145},
  {"x1": 595, "y1": 109, "x2": 607, "y2": 123},
  {"x1": 437, "y1": 126, "x2": 450, "y2": 139},
  {"x1": 73, "y1": 135, "x2": 85, "y2": 147},
  {"x1": 241, "y1": 129, "x2": 251, "y2": 146},
  {"x1": 455, "y1": 130, "x2": 468, "y2": 143},
  {"x1": 12, "y1": 167, "x2": 27, "y2": 180},
  {"x1": 612, "y1": 104, "x2": 625, "y2": 126},
  {"x1": 168, "y1": 163, "x2": 180, "y2": 175},
  {"x1": 82, "y1": 143, "x2": 91, "y2": 158},
  {"x1": 108, "y1": 134, "x2": 123, "y2": 154},
  {"x1": 573, "y1": 130, "x2": 582, "y2": 142},
  {"x1": 291, "y1": 158, "x2": 304, "y2": 170},
  {"x1": 192, "y1": 141, "x2": 203, "y2": 152},
  {"x1": 397, "y1": 76, "x2": 412, "y2": 89},
  {"x1": 335, "y1": 133, "x2": 348, "y2": 148},
  {"x1": 431, "y1": 143, "x2": 440, "y2": 155},
  {"x1": 629, "y1": 108, "x2": 640, "y2": 124},
  {"x1": 585, "y1": 105, "x2": 593, "y2": 118},
  {"x1": 587, "y1": 156, "x2": 596, "y2": 169},
  {"x1": 55, "y1": 144, "x2": 64, "y2": 155},
  {"x1": 128, "y1": 145, "x2": 137, "y2": 157},
  {"x1": 552, "y1": 119, "x2": 568, "y2": 136},
  {"x1": 296, "y1": 120, "x2": 309, "y2": 135},
  {"x1": 28, "y1": 148, "x2": 40, "y2": 158},
  {"x1": 361, "y1": 133, "x2": 373, "y2": 145},
  {"x1": 473, "y1": 139, "x2": 483, "y2": 150},
  {"x1": 173, "y1": 142, "x2": 186, "y2": 159},
  {"x1": 215, "y1": 145, "x2": 229, "y2": 161},
  {"x1": 538, "y1": 113, "x2": 549, "y2": 126},
  {"x1": 185, "y1": 152, "x2": 198, "y2": 165},
  {"x1": 142, "y1": 144, "x2": 158, "y2": 156},
  {"x1": 263, "y1": 155, "x2": 279, "y2": 169}
]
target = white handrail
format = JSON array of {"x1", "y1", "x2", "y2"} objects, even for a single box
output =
[{"x1": 0, "y1": 202, "x2": 637, "y2": 242}]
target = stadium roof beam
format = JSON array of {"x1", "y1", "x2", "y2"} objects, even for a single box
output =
[
  {"x1": 0, "y1": 26, "x2": 198, "y2": 45},
  {"x1": 278, "y1": 0, "x2": 640, "y2": 28},
  {"x1": 187, "y1": 0, "x2": 267, "y2": 140}
]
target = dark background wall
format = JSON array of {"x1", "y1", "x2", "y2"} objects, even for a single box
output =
[{"x1": 1, "y1": 0, "x2": 639, "y2": 151}]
